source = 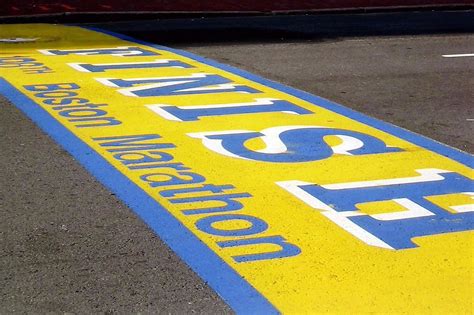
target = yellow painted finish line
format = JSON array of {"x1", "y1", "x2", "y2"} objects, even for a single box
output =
[{"x1": 1, "y1": 24, "x2": 473, "y2": 314}]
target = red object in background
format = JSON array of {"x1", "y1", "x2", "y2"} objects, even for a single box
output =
[{"x1": 1, "y1": 0, "x2": 473, "y2": 16}]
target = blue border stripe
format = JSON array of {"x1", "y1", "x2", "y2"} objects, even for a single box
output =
[
  {"x1": 87, "y1": 26, "x2": 473, "y2": 168},
  {"x1": 0, "y1": 78, "x2": 279, "y2": 314}
]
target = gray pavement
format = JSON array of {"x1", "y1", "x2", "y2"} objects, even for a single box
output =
[{"x1": 1, "y1": 31, "x2": 473, "y2": 313}]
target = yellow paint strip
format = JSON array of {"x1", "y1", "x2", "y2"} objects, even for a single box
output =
[{"x1": 0, "y1": 24, "x2": 472, "y2": 313}]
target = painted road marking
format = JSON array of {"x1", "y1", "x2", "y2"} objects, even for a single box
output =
[
  {"x1": 442, "y1": 53, "x2": 474, "y2": 58},
  {"x1": 0, "y1": 24, "x2": 472, "y2": 314},
  {"x1": 0, "y1": 37, "x2": 39, "y2": 43}
]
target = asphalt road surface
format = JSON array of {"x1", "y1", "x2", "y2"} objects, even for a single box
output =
[{"x1": 1, "y1": 29, "x2": 472, "y2": 313}]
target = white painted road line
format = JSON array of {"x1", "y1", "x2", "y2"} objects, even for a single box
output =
[{"x1": 442, "y1": 53, "x2": 474, "y2": 58}]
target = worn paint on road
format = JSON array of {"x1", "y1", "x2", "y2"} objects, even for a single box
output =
[{"x1": 1, "y1": 24, "x2": 472, "y2": 313}]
